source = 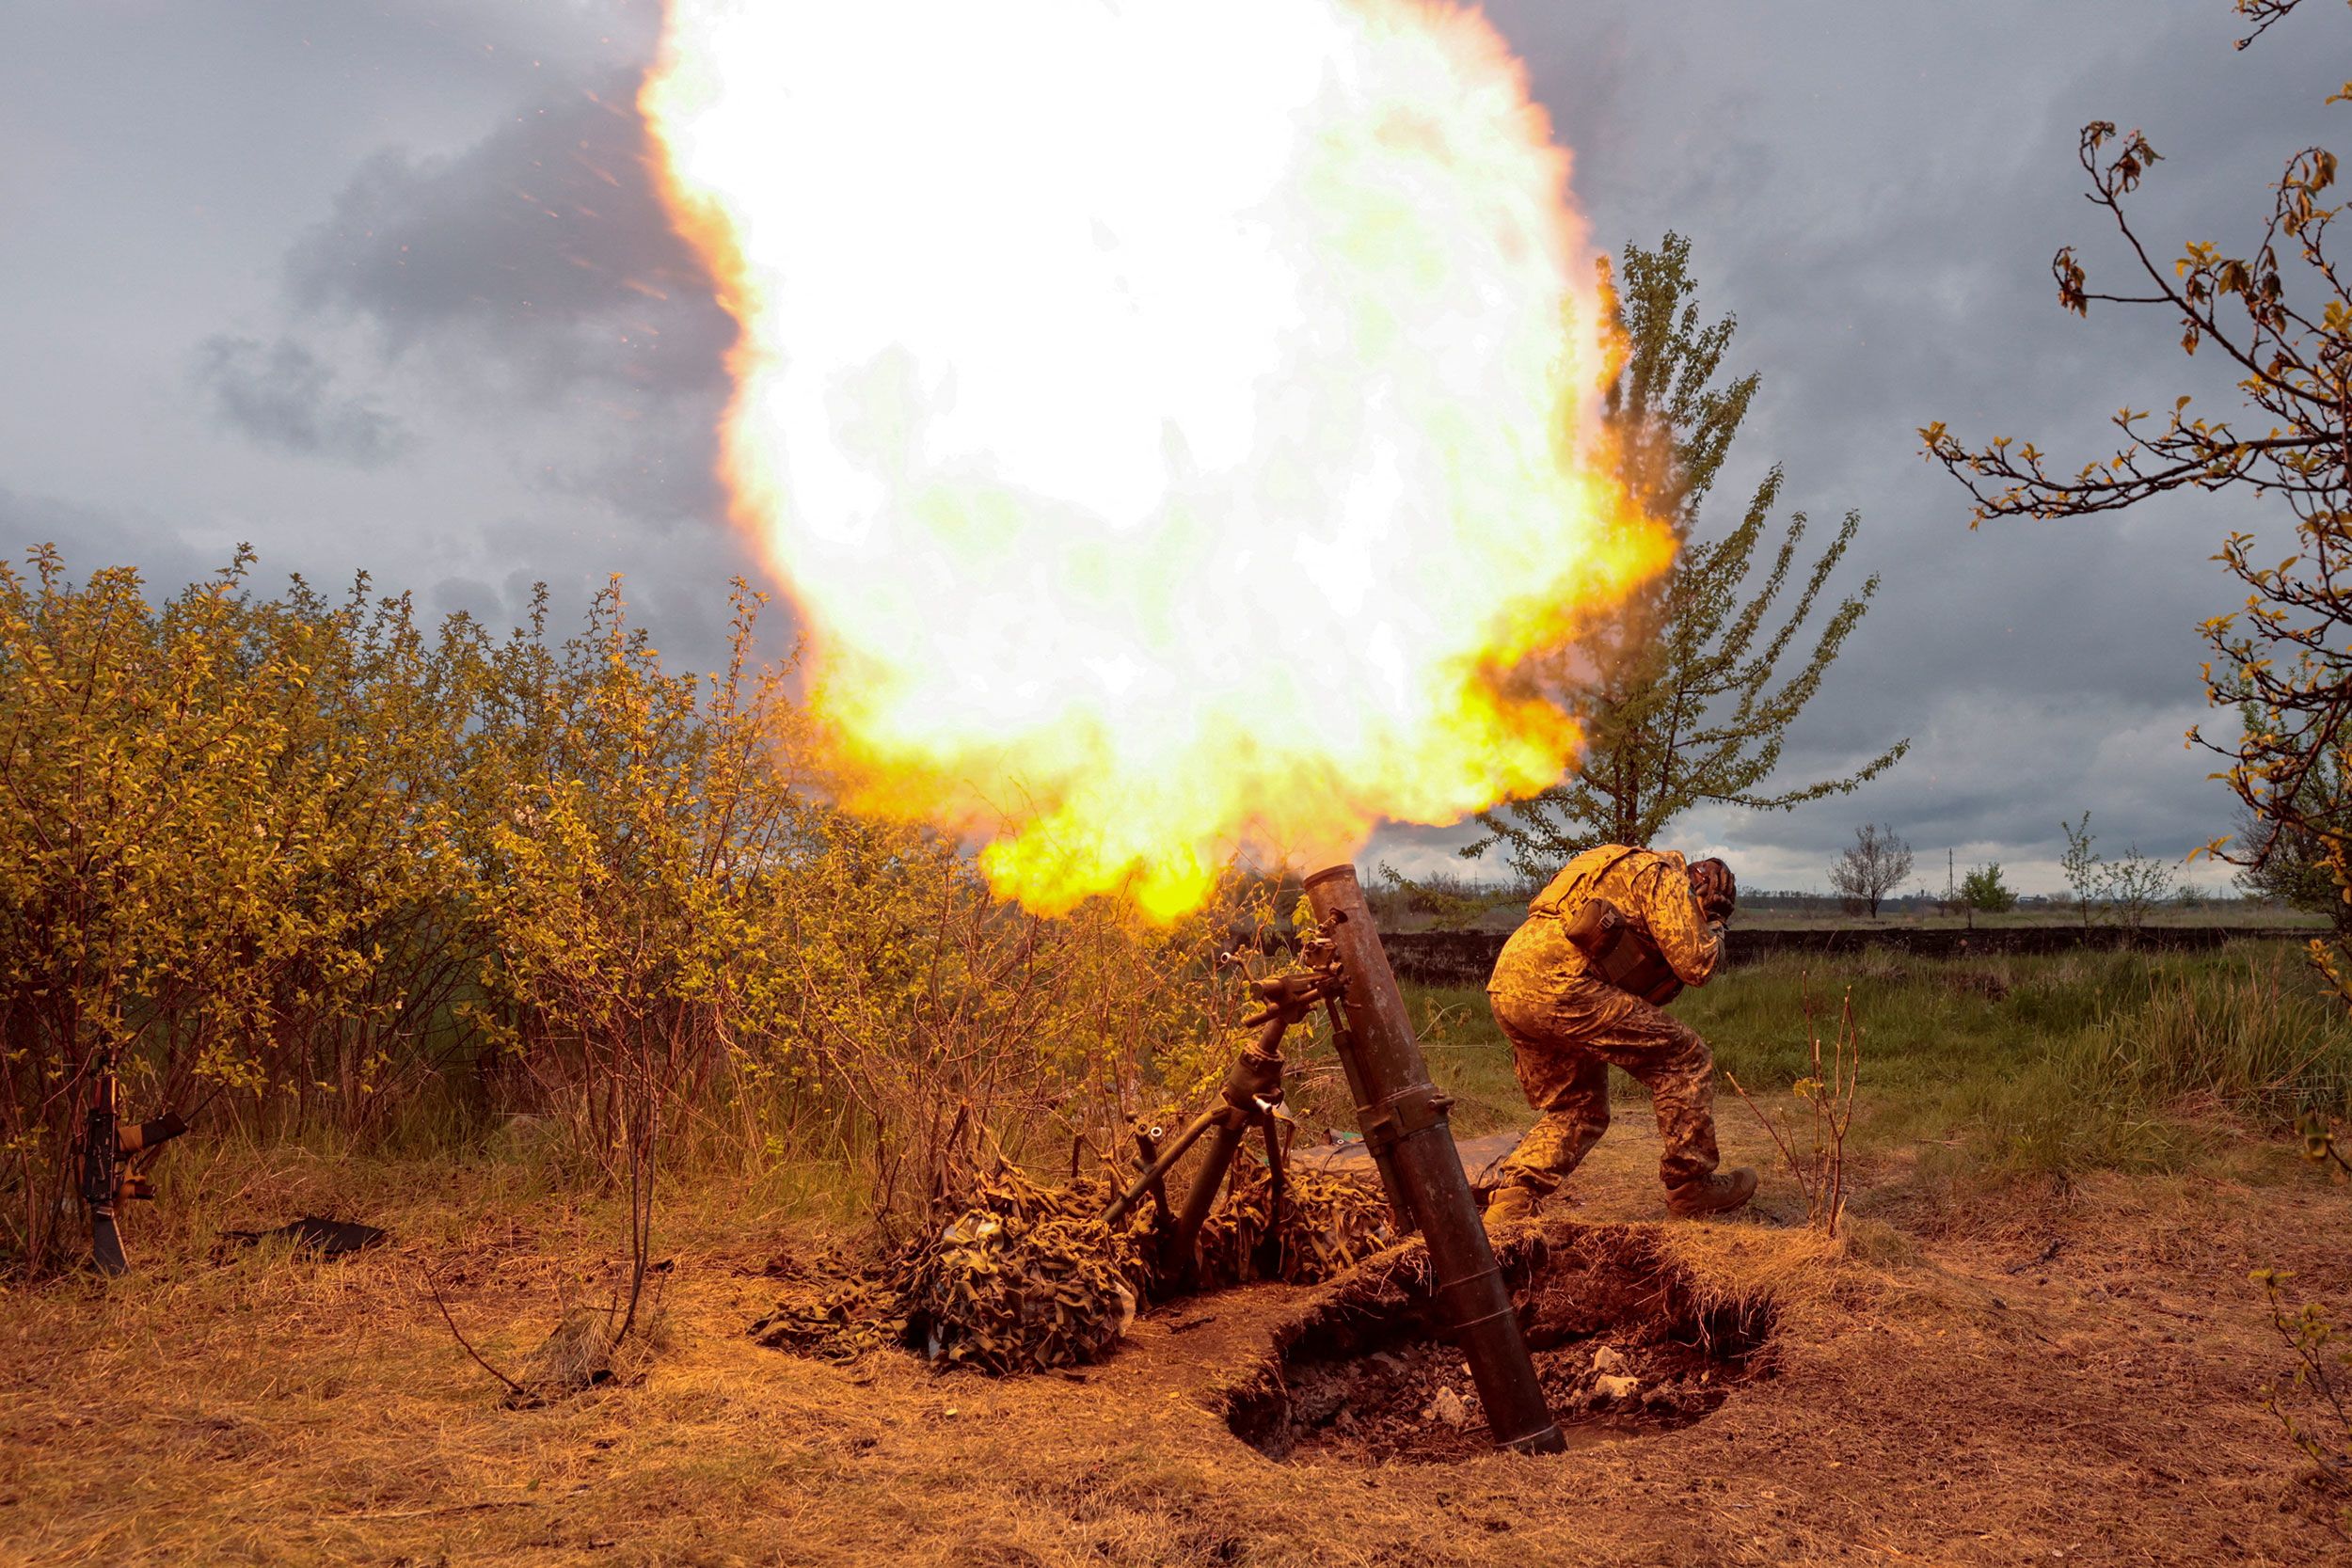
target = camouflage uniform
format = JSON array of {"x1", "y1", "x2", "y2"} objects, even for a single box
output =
[{"x1": 1485, "y1": 846, "x2": 1727, "y2": 1196}]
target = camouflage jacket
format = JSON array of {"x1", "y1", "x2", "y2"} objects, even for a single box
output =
[{"x1": 1487, "y1": 845, "x2": 1724, "y2": 1008}]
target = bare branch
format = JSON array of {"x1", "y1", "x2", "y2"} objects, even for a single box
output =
[{"x1": 424, "y1": 1266, "x2": 532, "y2": 1401}]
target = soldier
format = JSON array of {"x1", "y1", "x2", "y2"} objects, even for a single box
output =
[{"x1": 1480, "y1": 845, "x2": 1756, "y2": 1226}]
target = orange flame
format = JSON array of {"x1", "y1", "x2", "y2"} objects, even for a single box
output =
[{"x1": 643, "y1": 0, "x2": 1670, "y2": 919}]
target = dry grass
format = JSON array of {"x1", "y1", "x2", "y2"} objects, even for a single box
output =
[{"x1": 3, "y1": 1110, "x2": 2349, "y2": 1566}]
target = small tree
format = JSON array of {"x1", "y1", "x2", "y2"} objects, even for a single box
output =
[
  {"x1": 2061, "y1": 813, "x2": 2103, "y2": 929},
  {"x1": 1724, "y1": 976, "x2": 1861, "y2": 1237},
  {"x1": 1960, "y1": 863, "x2": 2017, "y2": 928},
  {"x1": 1827, "y1": 822, "x2": 1913, "y2": 920},
  {"x1": 1467, "y1": 234, "x2": 1907, "y2": 879},
  {"x1": 2059, "y1": 810, "x2": 2183, "y2": 930},
  {"x1": 474, "y1": 578, "x2": 806, "y2": 1352},
  {"x1": 2106, "y1": 846, "x2": 2182, "y2": 932},
  {"x1": 2249, "y1": 1266, "x2": 2352, "y2": 1537}
]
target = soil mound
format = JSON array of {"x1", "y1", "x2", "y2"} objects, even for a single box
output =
[{"x1": 1227, "y1": 1223, "x2": 1777, "y2": 1464}]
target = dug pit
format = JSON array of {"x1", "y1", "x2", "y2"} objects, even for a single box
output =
[{"x1": 1225, "y1": 1222, "x2": 1776, "y2": 1464}]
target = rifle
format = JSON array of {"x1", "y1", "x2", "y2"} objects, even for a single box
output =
[{"x1": 80, "y1": 1050, "x2": 187, "y2": 1275}]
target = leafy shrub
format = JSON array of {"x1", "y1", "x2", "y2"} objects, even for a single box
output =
[
  {"x1": 2251, "y1": 1269, "x2": 2350, "y2": 1534},
  {"x1": 0, "y1": 548, "x2": 1263, "y2": 1273}
]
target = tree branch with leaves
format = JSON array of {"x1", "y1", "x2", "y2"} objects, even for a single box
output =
[{"x1": 1920, "y1": 1, "x2": 2352, "y2": 1000}]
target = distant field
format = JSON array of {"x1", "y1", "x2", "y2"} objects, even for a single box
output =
[{"x1": 1376, "y1": 900, "x2": 2330, "y2": 934}]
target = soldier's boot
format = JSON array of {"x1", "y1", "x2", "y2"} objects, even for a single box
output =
[
  {"x1": 1482, "y1": 1182, "x2": 1543, "y2": 1232},
  {"x1": 1663, "y1": 1166, "x2": 1757, "y2": 1218}
]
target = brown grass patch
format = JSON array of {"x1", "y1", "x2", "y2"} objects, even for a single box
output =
[{"x1": 3, "y1": 1130, "x2": 2350, "y2": 1565}]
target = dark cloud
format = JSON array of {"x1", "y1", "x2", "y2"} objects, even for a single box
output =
[
  {"x1": 278, "y1": 80, "x2": 736, "y2": 531},
  {"x1": 286, "y1": 85, "x2": 732, "y2": 402},
  {"x1": 535, "y1": 436, "x2": 729, "y2": 534},
  {"x1": 427, "y1": 573, "x2": 507, "y2": 627},
  {"x1": 192, "y1": 334, "x2": 411, "y2": 467}
]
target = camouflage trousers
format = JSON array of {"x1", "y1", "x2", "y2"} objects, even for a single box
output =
[{"x1": 1485, "y1": 977, "x2": 1722, "y2": 1194}]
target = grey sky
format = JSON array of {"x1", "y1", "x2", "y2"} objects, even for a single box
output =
[{"x1": 4, "y1": 1, "x2": 2332, "y2": 895}]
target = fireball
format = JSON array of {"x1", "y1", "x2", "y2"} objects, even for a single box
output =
[{"x1": 643, "y1": 0, "x2": 1668, "y2": 918}]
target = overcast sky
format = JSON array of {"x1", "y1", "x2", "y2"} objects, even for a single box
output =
[{"x1": 6, "y1": 1, "x2": 2336, "y2": 895}]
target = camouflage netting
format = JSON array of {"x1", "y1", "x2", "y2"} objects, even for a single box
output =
[
  {"x1": 902, "y1": 1170, "x2": 1152, "y2": 1372},
  {"x1": 752, "y1": 1160, "x2": 1399, "y2": 1374},
  {"x1": 753, "y1": 1167, "x2": 1152, "y2": 1374},
  {"x1": 748, "y1": 1275, "x2": 907, "y2": 1366},
  {"x1": 1194, "y1": 1162, "x2": 1398, "y2": 1288}
]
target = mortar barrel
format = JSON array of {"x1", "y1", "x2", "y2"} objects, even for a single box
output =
[{"x1": 1302, "y1": 863, "x2": 1565, "y2": 1455}]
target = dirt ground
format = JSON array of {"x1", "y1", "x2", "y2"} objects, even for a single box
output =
[{"x1": 4, "y1": 1110, "x2": 2348, "y2": 1567}]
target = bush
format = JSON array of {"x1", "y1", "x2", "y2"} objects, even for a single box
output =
[
  {"x1": 0, "y1": 548, "x2": 1260, "y2": 1274},
  {"x1": 1960, "y1": 863, "x2": 2017, "y2": 915},
  {"x1": 0, "y1": 548, "x2": 500, "y2": 1268}
]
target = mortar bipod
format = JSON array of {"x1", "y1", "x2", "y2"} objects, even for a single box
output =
[{"x1": 1101, "y1": 958, "x2": 1346, "y2": 1279}]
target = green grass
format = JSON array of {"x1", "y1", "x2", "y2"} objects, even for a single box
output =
[{"x1": 1396, "y1": 941, "x2": 2352, "y2": 1180}]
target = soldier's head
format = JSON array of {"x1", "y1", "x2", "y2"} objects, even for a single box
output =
[{"x1": 1686, "y1": 857, "x2": 1736, "y2": 921}]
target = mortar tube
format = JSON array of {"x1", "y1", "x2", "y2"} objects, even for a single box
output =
[
  {"x1": 1303, "y1": 863, "x2": 1565, "y2": 1456},
  {"x1": 1318, "y1": 993, "x2": 1415, "y2": 1231}
]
